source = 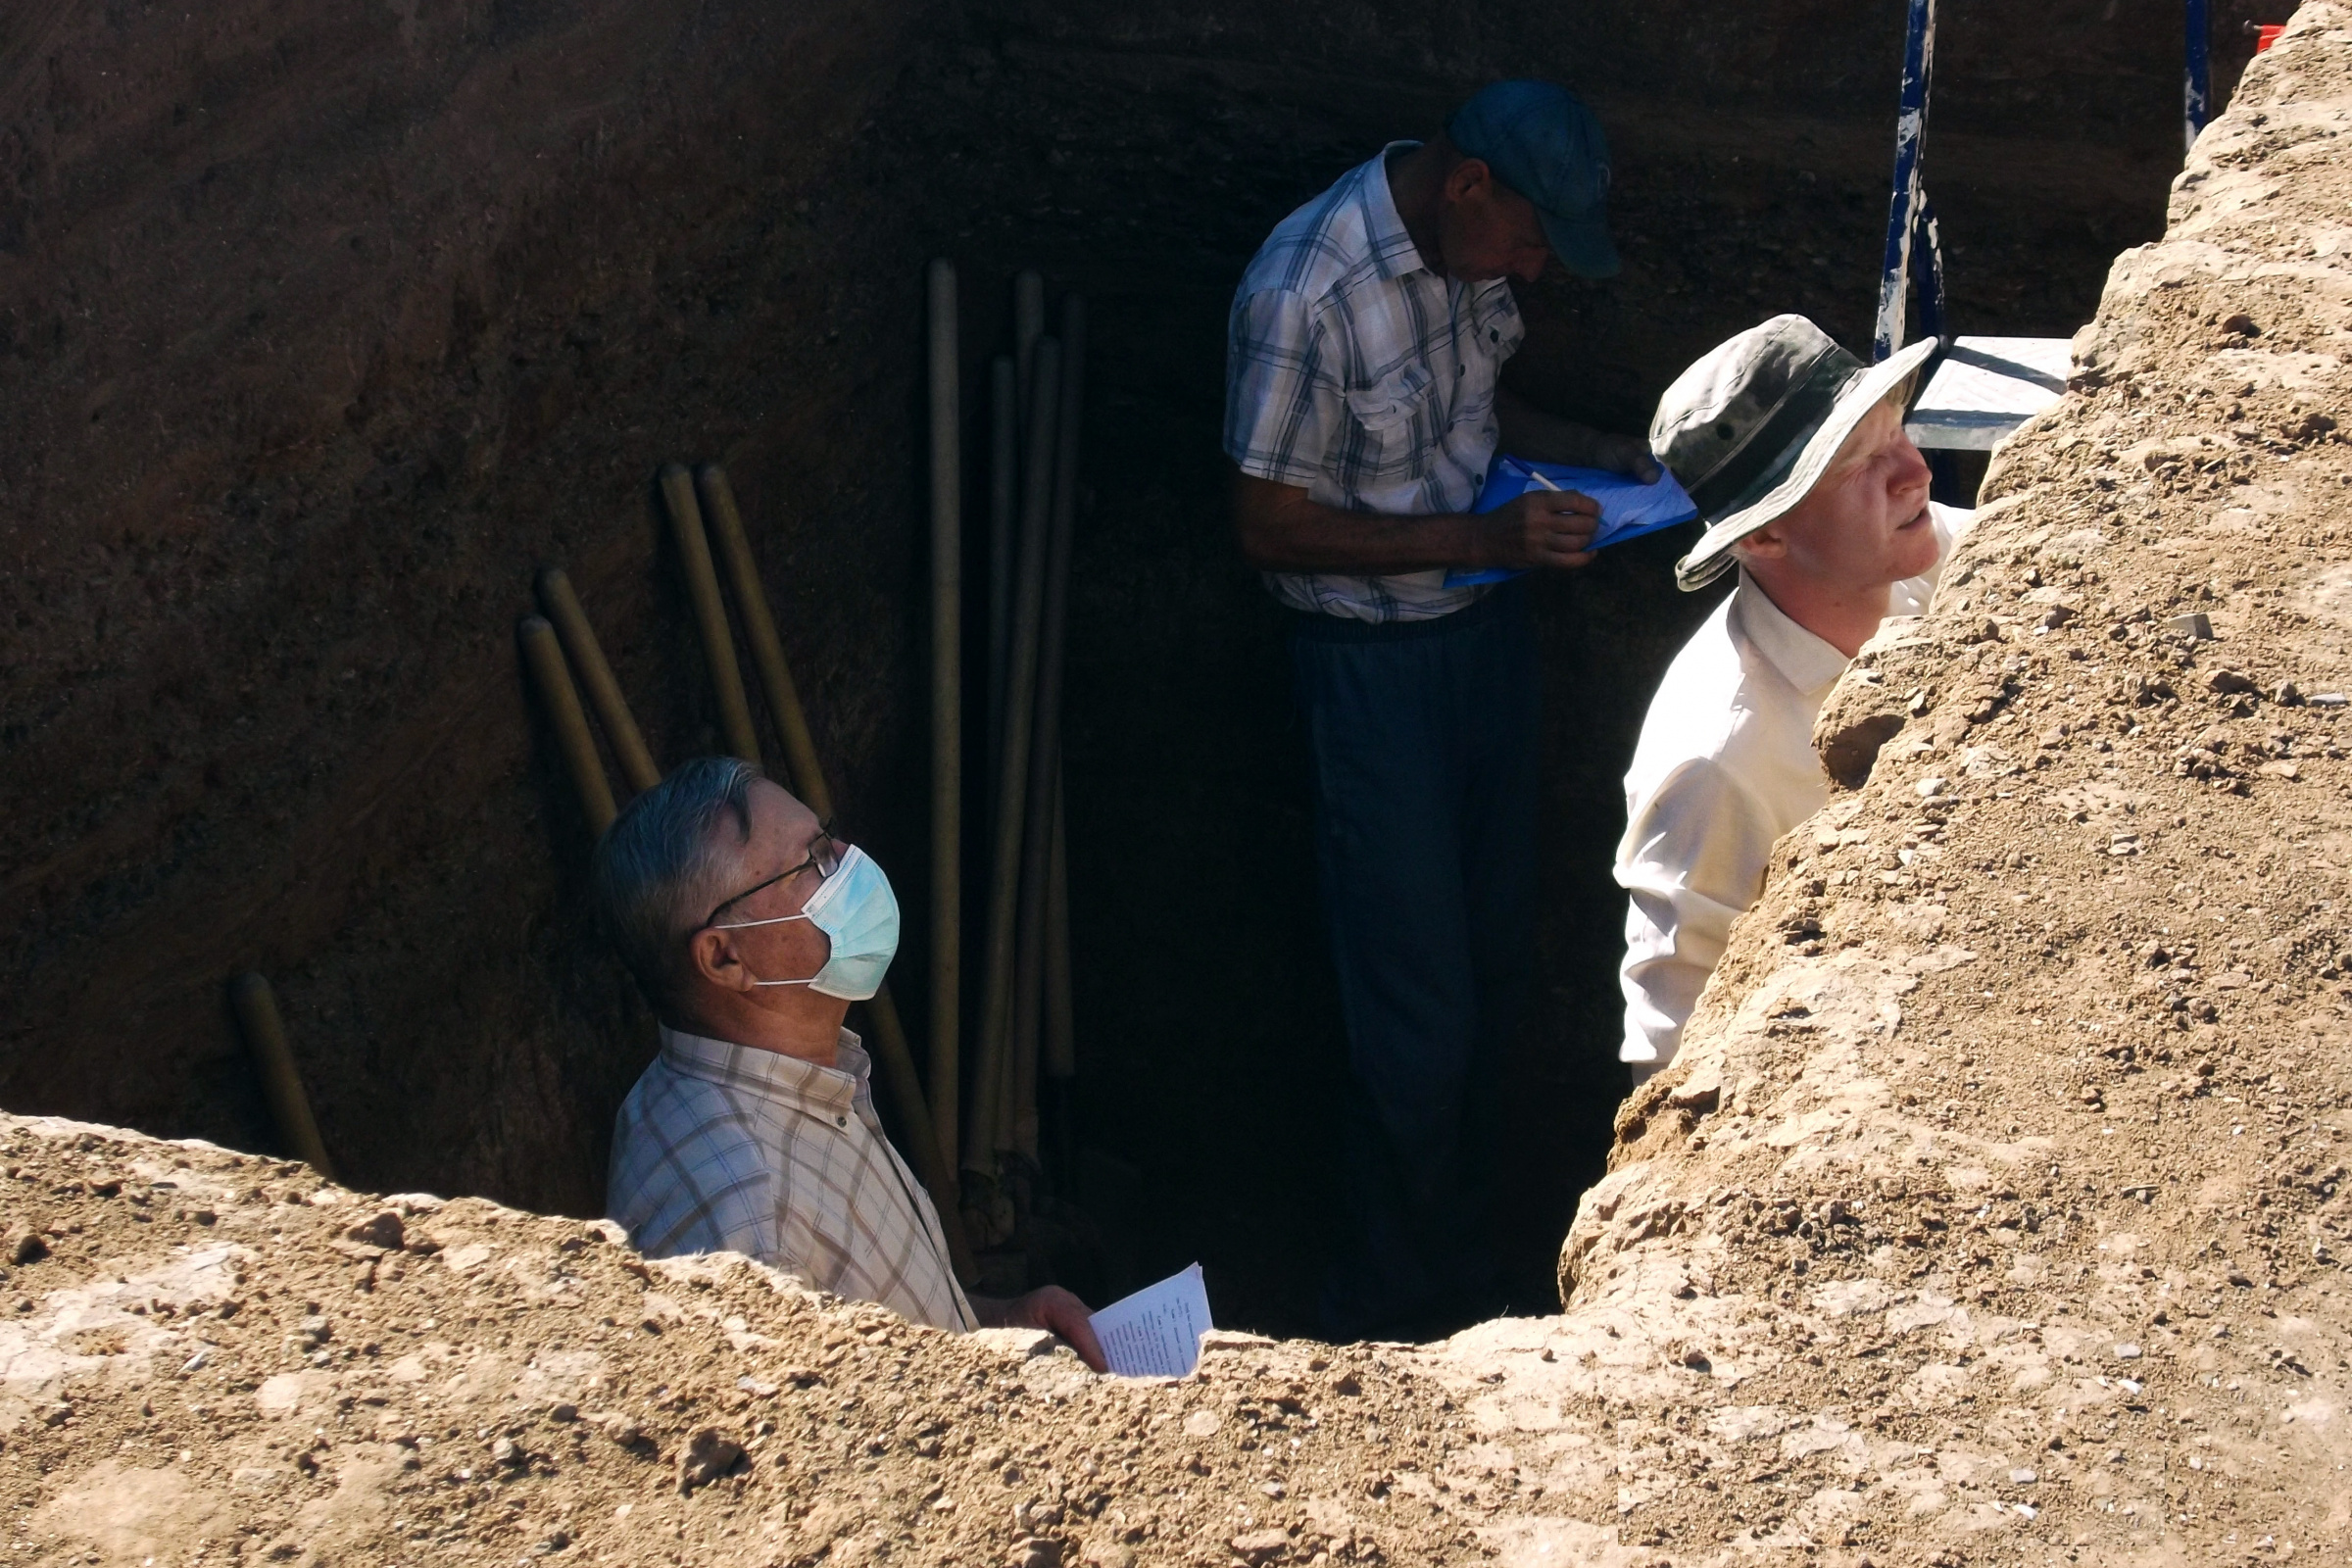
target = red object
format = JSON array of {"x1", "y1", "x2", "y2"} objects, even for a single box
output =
[{"x1": 2257, "y1": 24, "x2": 2285, "y2": 51}]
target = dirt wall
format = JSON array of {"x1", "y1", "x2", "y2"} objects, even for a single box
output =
[{"x1": 0, "y1": 0, "x2": 954, "y2": 1210}]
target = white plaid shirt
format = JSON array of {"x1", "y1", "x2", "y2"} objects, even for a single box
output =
[
  {"x1": 1225, "y1": 142, "x2": 1526, "y2": 623},
  {"x1": 608, "y1": 1025, "x2": 975, "y2": 1332}
]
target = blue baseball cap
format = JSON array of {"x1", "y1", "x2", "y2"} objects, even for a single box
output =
[{"x1": 1446, "y1": 79, "x2": 1619, "y2": 279}]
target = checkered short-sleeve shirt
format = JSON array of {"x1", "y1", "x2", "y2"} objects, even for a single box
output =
[
  {"x1": 607, "y1": 1025, "x2": 975, "y2": 1332},
  {"x1": 1225, "y1": 141, "x2": 1527, "y2": 623}
]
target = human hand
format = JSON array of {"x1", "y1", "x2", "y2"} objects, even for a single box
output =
[
  {"x1": 1005, "y1": 1285, "x2": 1107, "y2": 1372},
  {"x1": 1485, "y1": 487, "x2": 1601, "y2": 570},
  {"x1": 1592, "y1": 433, "x2": 1664, "y2": 484}
]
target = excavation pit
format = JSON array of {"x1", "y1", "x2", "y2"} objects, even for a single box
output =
[{"x1": 0, "y1": 0, "x2": 2289, "y2": 1344}]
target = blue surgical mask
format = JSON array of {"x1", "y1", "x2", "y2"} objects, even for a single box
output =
[{"x1": 711, "y1": 843, "x2": 900, "y2": 1001}]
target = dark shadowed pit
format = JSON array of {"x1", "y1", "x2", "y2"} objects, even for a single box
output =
[{"x1": 0, "y1": 0, "x2": 2290, "y2": 1337}]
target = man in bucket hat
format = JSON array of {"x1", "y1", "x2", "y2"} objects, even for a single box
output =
[
  {"x1": 1225, "y1": 79, "x2": 1653, "y2": 1339},
  {"x1": 1614, "y1": 315, "x2": 1974, "y2": 1085}
]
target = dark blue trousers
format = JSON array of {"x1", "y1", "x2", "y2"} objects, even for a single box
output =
[{"x1": 1290, "y1": 580, "x2": 1540, "y2": 1339}]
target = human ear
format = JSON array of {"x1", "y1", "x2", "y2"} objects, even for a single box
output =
[
  {"x1": 691, "y1": 928, "x2": 752, "y2": 993},
  {"x1": 1446, "y1": 156, "x2": 1493, "y2": 204},
  {"x1": 1735, "y1": 524, "x2": 1789, "y2": 564}
]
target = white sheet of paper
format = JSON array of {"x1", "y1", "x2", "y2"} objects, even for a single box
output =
[{"x1": 1088, "y1": 1262, "x2": 1214, "y2": 1378}]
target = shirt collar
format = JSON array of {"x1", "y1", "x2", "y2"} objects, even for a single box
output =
[
  {"x1": 1730, "y1": 570, "x2": 1850, "y2": 699},
  {"x1": 1359, "y1": 140, "x2": 1431, "y2": 283},
  {"x1": 657, "y1": 1024, "x2": 868, "y2": 1119}
]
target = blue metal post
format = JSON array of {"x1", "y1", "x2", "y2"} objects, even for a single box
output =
[
  {"x1": 2184, "y1": 0, "x2": 2212, "y2": 153},
  {"x1": 1874, "y1": 0, "x2": 1937, "y2": 361},
  {"x1": 1913, "y1": 197, "x2": 1948, "y2": 353}
]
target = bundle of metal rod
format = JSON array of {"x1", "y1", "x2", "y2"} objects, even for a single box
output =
[
  {"x1": 968, "y1": 332, "x2": 1060, "y2": 1177},
  {"x1": 966, "y1": 281, "x2": 1088, "y2": 1176},
  {"x1": 684, "y1": 457, "x2": 976, "y2": 1285}
]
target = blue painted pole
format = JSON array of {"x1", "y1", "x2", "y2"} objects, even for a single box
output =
[
  {"x1": 1874, "y1": 0, "x2": 1937, "y2": 361},
  {"x1": 2184, "y1": 0, "x2": 2212, "y2": 153},
  {"x1": 1913, "y1": 197, "x2": 1948, "y2": 353}
]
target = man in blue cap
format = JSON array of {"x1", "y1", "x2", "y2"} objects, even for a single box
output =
[{"x1": 1224, "y1": 80, "x2": 1652, "y2": 1339}]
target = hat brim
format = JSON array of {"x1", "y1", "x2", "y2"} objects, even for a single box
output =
[
  {"x1": 1539, "y1": 207, "x2": 1620, "y2": 279},
  {"x1": 1672, "y1": 335, "x2": 1939, "y2": 591}
]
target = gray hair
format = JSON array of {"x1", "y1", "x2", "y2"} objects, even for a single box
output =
[{"x1": 591, "y1": 757, "x2": 764, "y2": 1012}]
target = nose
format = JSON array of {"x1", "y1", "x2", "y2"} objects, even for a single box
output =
[{"x1": 1891, "y1": 430, "x2": 1932, "y2": 496}]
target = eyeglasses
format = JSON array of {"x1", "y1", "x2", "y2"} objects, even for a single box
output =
[{"x1": 700, "y1": 821, "x2": 841, "y2": 930}]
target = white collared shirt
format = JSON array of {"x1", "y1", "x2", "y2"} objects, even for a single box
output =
[
  {"x1": 1224, "y1": 142, "x2": 1527, "y2": 623},
  {"x1": 1613, "y1": 504, "x2": 1973, "y2": 1070}
]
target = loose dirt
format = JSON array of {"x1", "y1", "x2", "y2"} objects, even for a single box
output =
[{"x1": 9, "y1": 7, "x2": 2352, "y2": 1567}]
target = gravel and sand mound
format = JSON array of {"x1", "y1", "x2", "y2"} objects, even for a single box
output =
[{"x1": 9, "y1": 8, "x2": 2352, "y2": 1567}]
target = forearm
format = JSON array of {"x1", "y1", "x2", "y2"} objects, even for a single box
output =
[{"x1": 1233, "y1": 471, "x2": 1488, "y2": 573}]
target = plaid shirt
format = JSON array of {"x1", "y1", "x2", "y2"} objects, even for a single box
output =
[
  {"x1": 608, "y1": 1025, "x2": 975, "y2": 1332},
  {"x1": 1225, "y1": 142, "x2": 1526, "y2": 623}
]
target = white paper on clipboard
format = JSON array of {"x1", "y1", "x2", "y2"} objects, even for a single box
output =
[{"x1": 1088, "y1": 1263, "x2": 1214, "y2": 1378}]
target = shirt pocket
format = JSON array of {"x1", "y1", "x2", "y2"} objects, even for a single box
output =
[
  {"x1": 1345, "y1": 360, "x2": 1437, "y2": 436},
  {"x1": 1467, "y1": 284, "x2": 1525, "y2": 363}
]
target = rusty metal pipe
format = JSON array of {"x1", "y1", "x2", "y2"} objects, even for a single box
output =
[
  {"x1": 986, "y1": 354, "x2": 1017, "y2": 808},
  {"x1": 695, "y1": 465, "x2": 829, "y2": 812},
  {"x1": 1004, "y1": 295, "x2": 1086, "y2": 1157},
  {"x1": 535, "y1": 566, "x2": 660, "y2": 796},
  {"x1": 228, "y1": 973, "x2": 339, "y2": 1183},
  {"x1": 519, "y1": 614, "x2": 618, "y2": 836},
  {"x1": 923, "y1": 258, "x2": 963, "y2": 1169},
  {"x1": 659, "y1": 463, "x2": 760, "y2": 766},
  {"x1": 1044, "y1": 766, "x2": 1075, "y2": 1082}
]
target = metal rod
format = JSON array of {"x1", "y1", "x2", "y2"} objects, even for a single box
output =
[
  {"x1": 229, "y1": 973, "x2": 340, "y2": 1183},
  {"x1": 1041, "y1": 766, "x2": 1077, "y2": 1189},
  {"x1": 535, "y1": 566, "x2": 661, "y2": 796},
  {"x1": 659, "y1": 463, "x2": 761, "y2": 766},
  {"x1": 1009, "y1": 800, "x2": 1049, "y2": 1158},
  {"x1": 968, "y1": 335, "x2": 1059, "y2": 1174},
  {"x1": 1013, "y1": 270, "x2": 1046, "y2": 437},
  {"x1": 861, "y1": 985, "x2": 978, "y2": 1284},
  {"x1": 695, "y1": 465, "x2": 825, "y2": 813},
  {"x1": 1873, "y1": 0, "x2": 1936, "y2": 361},
  {"x1": 1044, "y1": 764, "x2": 1076, "y2": 1082},
  {"x1": 1004, "y1": 295, "x2": 1086, "y2": 1159},
  {"x1": 925, "y1": 258, "x2": 963, "y2": 1170},
  {"x1": 987, "y1": 354, "x2": 1018, "y2": 807},
  {"x1": 519, "y1": 614, "x2": 618, "y2": 836}
]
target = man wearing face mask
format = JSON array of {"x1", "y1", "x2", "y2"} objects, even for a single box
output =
[
  {"x1": 600, "y1": 758, "x2": 1105, "y2": 1367},
  {"x1": 1226, "y1": 78, "x2": 1654, "y2": 1338}
]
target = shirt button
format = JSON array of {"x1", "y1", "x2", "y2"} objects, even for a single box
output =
[{"x1": 835, "y1": 1115, "x2": 847, "y2": 1127}]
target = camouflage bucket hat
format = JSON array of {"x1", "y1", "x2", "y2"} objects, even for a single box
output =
[{"x1": 1652, "y1": 315, "x2": 1936, "y2": 591}]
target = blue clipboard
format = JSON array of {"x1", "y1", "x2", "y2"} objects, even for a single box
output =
[{"x1": 1445, "y1": 456, "x2": 1698, "y2": 588}]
